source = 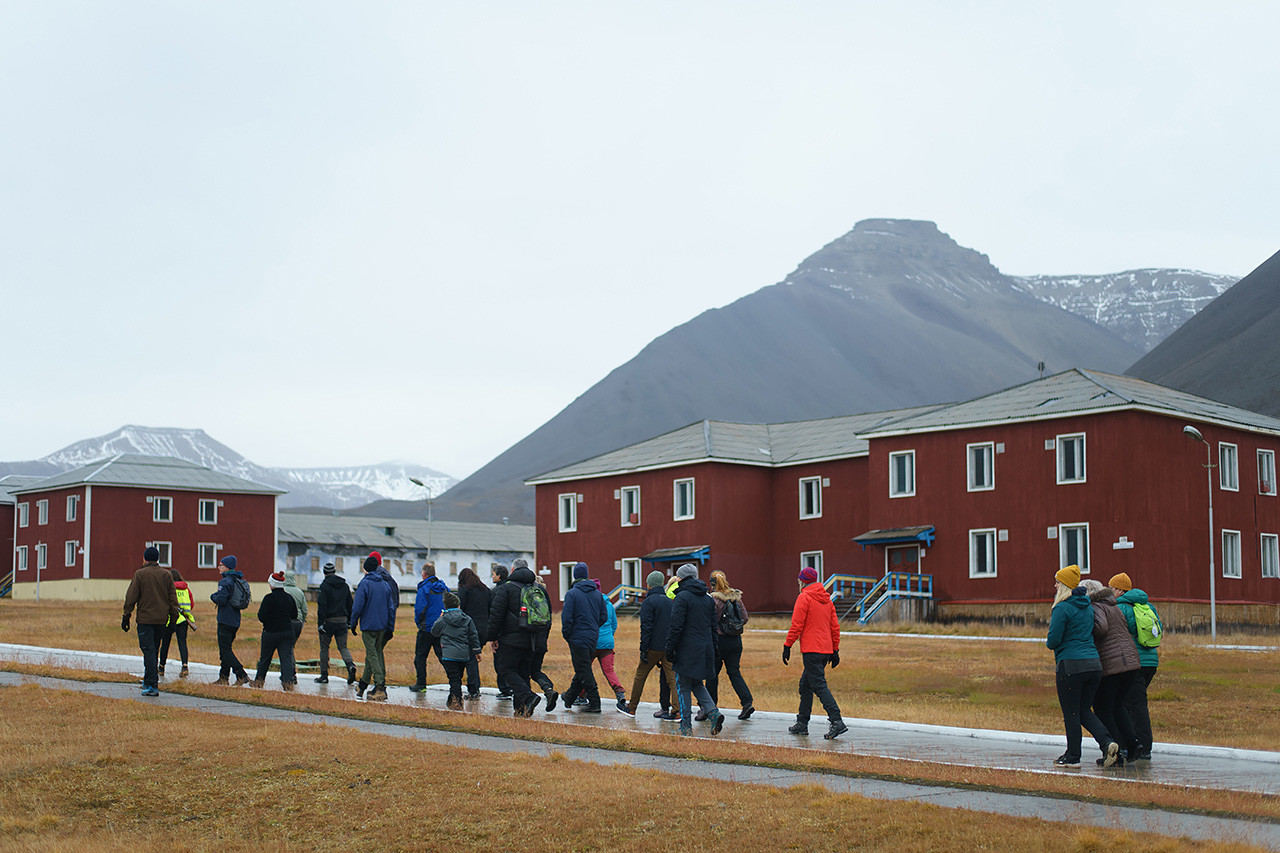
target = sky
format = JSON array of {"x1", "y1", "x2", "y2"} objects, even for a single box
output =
[{"x1": 3, "y1": 2, "x2": 1277, "y2": 480}]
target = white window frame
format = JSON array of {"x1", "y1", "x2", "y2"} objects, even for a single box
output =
[
  {"x1": 35, "y1": 543, "x2": 47, "y2": 571},
  {"x1": 799, "y1": 476, "x2": 823, "y2": 519},
  {"x1": 16, "y1": 545, "x2": 27, "y2": 572},
  {"x1": 1219, "y1": 443, "x2": 1239, "y2": 491},
  {"x1": 1258, "y1": 450, "x2": 1276, "y2": 497},
  {"x1": 152, "y1": 496, "x2": 173, "y2": 523},
  {"x1": 36, "y1": 499, "x2": 48, "y2": 525},
  {"x1": 620, "y1": 557, "x2": 642, "y2": 592},
  {"x1": 145, "y1": 540, "x2": 173, "y2": 568},
  {"x1": 558, "y1": 493, "x2": 578, "y2": 533},
  {"x1": 673, "y1": 478, "x2": 695, "y2": 521},
  {"x1": 1058, "y1": 523, "x2": 1090, "y2": 575},
  {"x1": 800, "y1": 551, "x2": 824, "y2": 583},
  {"x1": 1221, "y1": 529, "x2": 1242, "y2": 579},
  {"x1": 620, "y1": 486, "x2": 640, "y2": 527},
  {"x1": 198, "y1": 543, "x2": 218, "y2": 569},
  {"x1": 64, "y1": 540, "x2": 78, "y2": 567},
  {"x1": 557, "y1": 561, "x2": 576, "y2": 601},
  {"x1": 1056, "y1": 433, "x2": 1086, "y2": 484},
  {"x1": 17, "y1": 502, "x2": 28, "y2": 528},
  {"x1": 889, "y1": 450, "x2": 916, "y2": 498},
  {"x1": 66, "y1": 494, "x2": 80, "y2": 522},
  {"x1": 967, "y1": 442, "x2": 995, "y2": 492},
  {"x1": 969, "y1": 528, "x2": 997, "y2": 578},
  {"x1": 1261, "y1": 533, "x2": 1279, "y2": 579},
  {"x1": 199, "y1": 499, "x2": 220, "y2": 525}
]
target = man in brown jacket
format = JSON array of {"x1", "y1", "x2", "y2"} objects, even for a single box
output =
[{"x1": 122, "y1": 545, "x2": 181, "y2": 696}]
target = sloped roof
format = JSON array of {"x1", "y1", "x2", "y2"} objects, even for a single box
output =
[
  {"x1": 277, "y1": 513, "x2": 534, "y2": 553},
  {"x1": 0, "y1": 475, "x2": 43, "y2": 505},
  {"x1": 859, "y1": 368, "x2": 1280, "y2": 438},
  {"x1": 9, "y1": 454, "x2": 285, "y2": 496}
]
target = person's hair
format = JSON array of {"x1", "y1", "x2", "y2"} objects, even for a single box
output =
[
  {"x1": 458, "y1": 567, "x2": 487, "y2": 590},
  {"x1": 491, "y1": 564, "x2": 509, "y2": 583},
  {"x1": 709, "y1": 570, "x2": 731, "y2": 594},
  {"x1": 422, "y1": 562, "x2": 437, "y2": 577},
  {"x1": 1052, "y1": 581, "x2": 1074, "y2": 607},
  {"x1": 169, "y1": 568, "x2": 184, "y2": 582},
  {"x1": 443, "y1": 591, "x2": 460, "y2": 609}
]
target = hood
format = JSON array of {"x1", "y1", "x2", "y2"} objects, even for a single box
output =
[
  {"x1": 320, "y1": 574, "x2": 347, "y2": 588},
  {"x1": 173, "y1": 580, "x2": 189, "y2": 591},
  {"x1": 678, "y1": 577, "x2": 709, "y2": 597},
  {"x1": 419, "y1": 575, "x2": 448, "y2": 593},
  {"x1": 571, "y1": 577, "x2": 599, "y2": 594},
  {"x1": 222, "y1": 569, "x2": 244, "y2": 580},
  {"x1": 800, "y1": 581, "x2": 832, "y2": 606},
  {"x1": 1064, "y1": 587, "x2": 1092, "y2": 611},
  {"x1": 511, "y1": 565, "x2": 537, "y2": 585},
  {"x1": 1087, "y1": 585, "x2": 1117, "y2": 604},
  {"x1": 1116, "y1": 588, "x2": 1150, "y2": 606},
  {"x1": 646, "y1": 584, "x2": 666, "y2": 596},
  {"x1": 438, "y1": 608, "x2": 471, "y2": 628},
  {"x1": 711, "y1": 588, "x2": 742, "y2": 603}
]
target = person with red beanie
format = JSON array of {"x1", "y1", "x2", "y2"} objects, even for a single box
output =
[{"x1": 783, "y1": 566, "x2": 847, "y2": 739}]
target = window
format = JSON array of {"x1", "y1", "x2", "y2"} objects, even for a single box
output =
[
  {"x1": 1259, "y1": 450, "x2": 1276, "y2": 496},
  {"x1": 969, "y1": 529, "x2": 997, "y2": 578},
  {"x1": 199, "y1": 499, "x2": 219, "y2": 524},
  {"x1": 558, "y1": 493, "x2": 577, "y2": 533},
  {"x1": 674, "y1": 478, "x2": 695, "y2": 520},
  {"x1": 198, "y1": 543, "x2": 218, "y2": 569},
  {"x1": 1261, "y1": 534, "x2": 1279, "y2": 579},
  {"x1": 620, "y1": 558, "x2": 642, "y2": 595},
  {"x1": 36, "y1": 543, "x2": 46, "y2": 571},
  {"x1": 1056, "y1": 433, "x2": 1086, "y2": 483},
  {"x1": 1059, "y1": 523, "x2": 1090, "y2": 574},
  {"x1": 800, "y1": 551, "x2": 824, "y2": 582},
  {"x1": 148, "y1": 541, "x2": 172, "y2": 568},
  {"x1": 889, "y1": 450, "x2": 915, "y2": 497},
  {"x1": 558, "y1": 562, "x2": 576, "y2": 601},
  {"x1": 36, "y1": 500, "x2": 48, "y2": 525},
  {"x1": 967, "y1": 442, "x2": 994, "y2": 491},
  {"x1": 1221, "y1": 529, "x2": 1241, "y2": 578},
  {"x1": 64, "y1": 540, "x2": 78, "y2": 567},
  {"x1": 1219, "y1": 443, "x2": 1238, "y2": 491},
  {"x1": 66, "y1": 494, "x2": 80, "y2": 522},
  {"x1": 620, "y1": 486, "x2": 640, "y2": 527},
  {"x1": 16, "y1": 546, "x2": 27, "y2": 572},
  {"x1": 17, "y1": 502, "x2": 28, "y2": 527},
  {"x1": 799, "y1": 477, "x2": 822, "y2": 519},
  {"x1": 152, "y1": 496, "x2": 173, "y2": 523}
]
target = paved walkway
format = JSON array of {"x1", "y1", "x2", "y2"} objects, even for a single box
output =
[{"x1": 3, "y1": 644, "x2": 1279, "y2": 849}]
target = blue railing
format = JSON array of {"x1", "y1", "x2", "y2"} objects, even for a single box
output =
[
  {"x1": 824, "y1": 573, "x2": 879, "y2": 622},
  {"x1": 0, "y1": 569, "x2": 13, "y2": 599},
  {"x1": 605, "y1": 584, "x2": 648, "y2": 606},
  {"x1": 853, "y1": 571, "x2": 933, "y2": 624}
]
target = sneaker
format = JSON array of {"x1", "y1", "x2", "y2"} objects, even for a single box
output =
[
  {"x1": 738, "y1": 705, "x2": 755, "y2": 721},
  {"x1": 711, "y1": 712, "x2": 725, "y2": 736},
  {"x1": 356, "y1": 681, "x2": 368, "y2": 699},
  {"x1": 694, "y1": 709, "x2": 709, "y2": 722},
  {"x1": 582, "y1": 704, "x2": 602, "y2": 713},
  {"x1": 249, "y1": 679, "x2": 264, "y2": 689},
  {"x1": 346, "y1": 666, "x2": 358, "y2": 685},
  {"x1": 496, "y1": 690, "x2": 513, "y2": 701},
  {"x1": 1136, "y1": 749, "x2": 1153, "y2": 762},
  {"x1": 656, "y1": 710, "x2": 678, "y2": 721},
  {"x1": 282, "y1": 682, "x2": 296, "y2": 692},
  {"x1": 1102, "y1": 741, "x2": 1120, "y2": 768},
  {"x1": 524, "y1": 695, "x2": 544, "y2": 716},
  {"x1": 574, "y1": 695, "x2": 589, "y2": 706},
  {"x1": 1098, "y1": 752, "x2": 1126, "y2": 769},
  {"x1": 1053, "y1": 754, "x2": 1081, "y2": 767},
  {"x1": 408, "y1": 684, "x2": 426, "y2": 693},
  {"x1": 788, "y1": 721, "x2": 809, "y2": 735},
  {"x1": 213, "y1": 677, "x2": 229, "y2": 686},
  {"x1": 618, "y1": 704, "x2": 635, "y2": 717},
  {"x1": 824, "y1": 720, "x2": 849, "y2": 740},
  {"x1": 367, "y1": 686, "x2": 387, "y2": 702},
  {"x1": 179, "y1": 666, "x2": 189, "y2": 679},
  {"x1": 141, "y1": 686, "x2": 159, "y2": 697},
  {"x1": 234, "y1": 674, "x2": 250, "y2": 686},
  {"x1": 466, "y1": 692, "x2": 481, "y2": 700},
  {"x1": 314, "y1": 675, "x2": 329, "y2": 684},
  {"x1": 545, "y1": 691, "x2": 559, "y2": 712},
  {"x1": 447, "y1": 696, "x2": 463, "y2": 711},
  {"x1": 679, "y1": 725, "x2": 693, "y2": 737}
]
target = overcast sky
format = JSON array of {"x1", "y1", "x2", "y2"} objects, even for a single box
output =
[{"x1": 3, "y1": 3, "x2": 1277, "y2": 480}]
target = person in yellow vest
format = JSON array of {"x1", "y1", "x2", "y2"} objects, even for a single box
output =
[{"x1": 159, "y1": 568, "x2": 197, "y2": 679}]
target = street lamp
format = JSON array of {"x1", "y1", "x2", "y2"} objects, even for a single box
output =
[
  {"x1": 1182, "y1": 425, "x2": 1217, "y2": 641},
  {"x1": 408, "y1": 477, "x2": 433, "y2": 561}
]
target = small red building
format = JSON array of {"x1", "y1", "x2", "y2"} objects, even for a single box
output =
[{"x1": 9, "y1": 454, "x2": 283, "y2": 601}]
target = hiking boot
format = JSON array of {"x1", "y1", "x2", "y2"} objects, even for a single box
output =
[
  {"x1": 408, "y1": 684, "x2": 426, "y2": 693},
  {"x1": 679, "y1": 724, "x2": 693, "y2": 737},
  {"x1": 824, "y1": 720, "x2": 849, "y2": 740},
  {"x1": 545, "y1": 690, "x2": 559, "y2": 712},
  {"x1": 179, "y1": 666, "x2": 189, "y2": 679},
  {"x1": 314, "y1": 675, "x2": 329, "y2": 684},
  {"x1": 356, "y1": 680, "x2": 368, "y2": 699},
  {"x1": 1053, "y1": 754, "x2": 1081, "y2": 767},
  {"x1": 711, "y1": 712, "x2": 725, "y2": 737},
  {"x1": 234, "y1": 674, "x2": 250, "y2": 686},
  {"x1": 466, "y1": 691, "x2": 481, "y2": 700},
  {"x1": 1098, "y1": 752, "x2": 1126, "y2": 769},
  {"x1": 496, "y1": 690, "x2": 513, "y2": 701},
  {"x1": 738, "y1": 705, "x2": 755, "y2": 720},
  {"x1": 282, "y1": 682, "x2": 296, "y2": 692},
  {"x1": 1102, "y1": 741, "x2": 1120, "y2": 768},
  {"x1": 522, "y1": 695, "x2": 543, "y2": 716},
  {"x1": 655, "y1": 710, "x2": 678, "y2": 721},
  {"x1": 213, "y1": 676, "x2": 229, "y2": 686},
  {"x1": 447, "y1": 696, "x2": 464, "y2": 711},
  {"x1": 367, "y1": 686, "x2": 387, "y2": 702},
  {"x1": 346, "y1": 665, "x2": 358, "y2": 684},
  {"x1": 159, "y1": 666, "x2": 166, "y2": 679},
  {"x1": 249, "y1": 679, "x2": 264, "y2": 689},
  {"x1": 582, "y1": 703, "x2": 602, "y2": 713},
  {"x1": 694, "y1": 709, "x2": 709, "y2": 722},
  {"x1": 788, "y1": 721, "x2": 809, "y2": 736},
  {"x1": 141, "y1": 686, "x2": 159, "y2": 697}
]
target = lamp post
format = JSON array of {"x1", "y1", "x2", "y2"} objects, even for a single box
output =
[
  {"x1": 1182, "y1": 425, "x2": 1217, "y2": 641},
  {"x1": 408, "y1": 477, "x2": 433, "y2": 561}
]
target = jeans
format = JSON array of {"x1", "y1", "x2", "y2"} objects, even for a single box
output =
[
  {"x1": 1124, "y1": 665, "x2": 1158, "y2": 755},
  {"x1": 797, "y1": 652, "x2": 842, "y2": 723},
  {"x1": 361, "y1": 630, "x2": 387, "y2": 687},
  {"x1": 709, "y1": 633, "x2": 753, "y2": 708},
  {"x1": 674, "y1": 673, "x2": 717, "y2": 730},
  {"x1": 1094, "y1": 670, "x2": 1137, "y2": 757},
  {"x1": 255, "y1": 629, "x2": 297, "y2": 685},
  {"x1": 414, "y1": 630, "x2": 444, "y2": 686},
  {"x1": 563, "y1": 643, "x2": 601, "y2": 706},
  {"x1": 318, "y1": 621, "x2": 354, "y2": 677},
  {"x1": 443, "y1": 660, "x2": 466, "y2": 702},
  {"x1": 1055, "y1": 666, "x2": 1111, "y2": 760},
  {"x1": 137, "y1": 623, "x2": 163, "y2": 689},
  {"x1": 494, "y1": 641, "x2": 536, "y2": 708},
  {"x1": 628, "y1": 650, "x2": 676, "y2": 714},
  {"x1": 217, "y1": 622, "x2": 246, "y2": 680},
  {"x1": 159, "y1": 621, "x2": 189, "y2": 668}
]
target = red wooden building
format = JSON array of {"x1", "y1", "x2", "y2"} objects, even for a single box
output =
[
  {"x1": 528, "y1": 370, "x2": 1280, "y2": 625},
  {"x1": 8, "y1": 454, "x2": 283, "y2": 600}
]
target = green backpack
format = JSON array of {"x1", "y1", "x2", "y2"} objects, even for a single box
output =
[
  {"x1": 517, "y1": 583, "x2": 552, "y2": 632},
  {"x1": 1132, "y1": 602, "x2": 1162, "y2": 648}
]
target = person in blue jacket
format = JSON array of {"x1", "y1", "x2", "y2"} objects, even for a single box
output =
[
  {"x1": 411, "y1": 562, "x2": 450, "y2": 692},
  {"x1": 351, "y1": 551, "x2": 398, "y2": 702},
  {"x1": 559, "y1": 562, "x2": 607, "y2": 712},
  {"x1": 1046, "y1": 564, "x2": 1119, "y2": 768}
]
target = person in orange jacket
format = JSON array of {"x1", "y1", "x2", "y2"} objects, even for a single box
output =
[{"x1": 782, "y1": 566, "x2": 847, "y2": 739}]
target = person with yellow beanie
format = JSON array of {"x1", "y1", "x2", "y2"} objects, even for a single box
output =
[
  {"x1": 1109, "y1": 572, "x2": 1161, "y2": 761},
  {"x1": 1046, "y1": 565, "x2": 1120, "y2": 768}
]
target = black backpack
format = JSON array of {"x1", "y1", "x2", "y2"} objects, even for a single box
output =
[
  {"x1": 228, "y1": 577, "x2": 252, "y2": 610},
  {"x1": 718, "y1": 599, "x2": 745, "y2": 635}
]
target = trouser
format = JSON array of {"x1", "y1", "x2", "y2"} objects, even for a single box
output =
[
  {"x1": 494, "y1": 641, "x2": 536, "y2": 708},
  {"x1": 530, "y1": 641, "x2": 555, "y2": 694},
  {"x1": 1124, "y1": 665, "x2": 1158, "y2": 754},
  {"x1": 675, "y1": 673, "x2": 717, "y2": 729},
  {"x1": 361, "y1": 630, "x2": 387, "y2": 687},
  {"x1": 464, "y1": 650, "x2": 482, "y2": 695},
  {"x1": 414, "y1": 630, "x2": 444, "y2": 686},
  {"x1": 159, "y1": 621, "x2": 189, "y2": 668},
  {"x1": 1055, "y1": 667, "x2": 1111, "y2": 760},
  {"x1": 217, "y1": 623, "x2": 247, "y2": 679},
  {"x1": 443, "y1": 660, "x2": 466, "y2": 702},
  {"x1": 709, "y1": 633, "x2": 753, "y2": 708},
  {"x1": 797, "y1": 652, "x2": 842, "y2": 723},
  {"x1": 562, "y1": 643, "x2": 601, "y2": 706},
  {"x1": 255, "y1": 629, "x2": 297, "y2": 684},
  {"x1": 628, "y1": 650, "x2": 676, "y2": 714},
  {"x1": 137, "y1": 623, "x2": 163, "y2": 689},
  {"x1": 592, "y1": 648, "x2": 625, "y2": 694},
  {"x1": 1094, "y1": 670, "x2": 1137, "y2": 757},
  {"x1": 658, "y1": 666, "x2": 670, "y2": 710},
  {"x1": 492, "y1": 649, "x2": 505, "y2": 693},
  {"x1": 318, "y1": 621, "x2": 355, "y2": 677}
]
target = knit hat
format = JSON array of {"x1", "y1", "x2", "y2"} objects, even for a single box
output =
[
  {"x1": 443, "y1": 591, "x2": 459, "y2": 608},
  {"x1": 323, "y1": 562, "x2": 336, "y2": 574},
  {"x1": 268, "y1": 570, "x2": 286, "y2": 589},
  {"x1": 676, "y1": 563, "x2": 698, "y2": 580},
  {"x1": 798, "y1": 566, "x2": 818, "y2": 584},
  {"x1": 219, "y1": 555, "x2": 237, "y2": 571},
  {"x1": 647, "y1": 570, "x2": 665, "y2": 588},
  {"x1": 368, "y1": 551, "x2": 381, "y2": 565},
  {"x1": 592, "y1": 578, "x2": 602, "y2": 591},
  {"x1": 363, "y1": 555, "x2": 380, "y2": 572},
  {"x1": 573, "y1": 562, "x2": 589, "y2": 579},
  {"x1": 1108, "y1": 572, "x2": 1132, "y2": 591},
  {"x1": 1055, "y1": 564, "x2": 1081, "y2": 588},
  {"x1": 143, "y1": 546, "x2": 160, "y2": 562}
]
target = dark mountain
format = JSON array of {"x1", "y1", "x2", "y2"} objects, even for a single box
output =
[
  {"x1": 431, "y1": 219, "x2": 1144, "y2": 524},
  {"x1": 1127, "y1": 249, "x2": 1280, "y2": 416}
]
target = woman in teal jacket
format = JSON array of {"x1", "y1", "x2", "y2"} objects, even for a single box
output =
[{"x1": 1046, "y1": 564, "x2": 1119, "y2": 768}]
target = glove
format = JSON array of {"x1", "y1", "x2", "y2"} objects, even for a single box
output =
[
  {"x1": 121, "y1": 614, "x2": 130, "y2": 632},
  {"x1": 782, "y1": 645, "x2": 791, "y2": 665},
  {"x1": 830, "y1": 649, "x2": 840, "y2": 668}
]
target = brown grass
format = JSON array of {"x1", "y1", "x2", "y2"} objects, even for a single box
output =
[{"x1": 0, "y1": 685, "x2": 1267, "y2": 853}]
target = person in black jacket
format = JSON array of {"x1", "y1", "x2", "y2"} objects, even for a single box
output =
[
  {"x1": 314, "y1": 562, "x2": 357, "y2": 684},
  {"x1": 622, "y1": 570, "x2": 677, "y2": 717},
  {"x1": 252, "y1": 570, "x2": 299, "y2": 691},
  {"x1": 523, "y1": 562, "x2": 560, "y2": 711},
  {"x1": 664, "y1": 563, "x2": 724, "y2": 736},
  {"x1": 488, "y1": 562, "x2": 543, "y2": 717},
  {"x1": 560, "y1": 562, "x2": 608, "y2": 713},
  {"x1": 489, "y1": 564, "x2": 511, "y2": 699},
  {"x1": 457, "y1": 567, "x2": 491, "y2": 699}
]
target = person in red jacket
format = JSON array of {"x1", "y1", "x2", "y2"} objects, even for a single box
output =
[{"x1": 782, "y1": 567, "x2": 847, "y2": 739}]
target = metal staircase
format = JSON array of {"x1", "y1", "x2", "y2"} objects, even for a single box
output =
[
  {"x1": 825, "y1": 573, "x2": 879, "y2": 622},
  {"x1": 848, "y1": 572, "x2": 934, "y2": 624},
  {"x1": 605, "y1": 584, "x2": 647, "y2": 616},
  {"x1": 0, "y1": 568, "x2": 13, "y2": 599}
]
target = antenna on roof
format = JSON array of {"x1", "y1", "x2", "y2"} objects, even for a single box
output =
[{"x1": 1037, "y1": 361, "x2": 1046, "y2": 379}]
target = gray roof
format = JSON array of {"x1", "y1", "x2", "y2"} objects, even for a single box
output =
[
  {"x1": 277, "y1": 512, "x2": 534, "y2": 553},
  {"x1": 859, "y1": 369, "x2": 1280, "y2": 438},
  {"x1": 9, "y1": 454, "x2": 285, "y2": 496},
  {"x1": 0, "y1": 475, "x2": 43, "y2": 505}
]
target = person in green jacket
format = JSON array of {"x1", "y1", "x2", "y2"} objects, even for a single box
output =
[
  {"x1": 1110, "y1": 572, "x2": 1159, "y2": 761},
  {"x1": 284, "y1": 569, "x2": 308, "y2": 640},
  {"x1": 1046, "y1": 564, "x2": 1119, "y2": 768}
]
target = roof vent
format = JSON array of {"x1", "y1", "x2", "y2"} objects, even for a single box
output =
[
  {"x1": 1034, "y1": 397, "x2": 1061, "y2": 408},
  {"x1": 384, "y1": 526, "x2": 395, "y2": 536}
]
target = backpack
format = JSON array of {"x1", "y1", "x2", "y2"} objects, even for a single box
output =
[
  {"x1": 1132, "y1": 602, "x2": 1162, "y2": 648},
  {"x1": 718, "y1": 599, "x2": 745, "y2": 636},
  {"x1": 517, "y1": 583, "x2": 552, "y2": 632},
  {"x1": 228, "y1": 577, "x2": 252, "y2": 611}
]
